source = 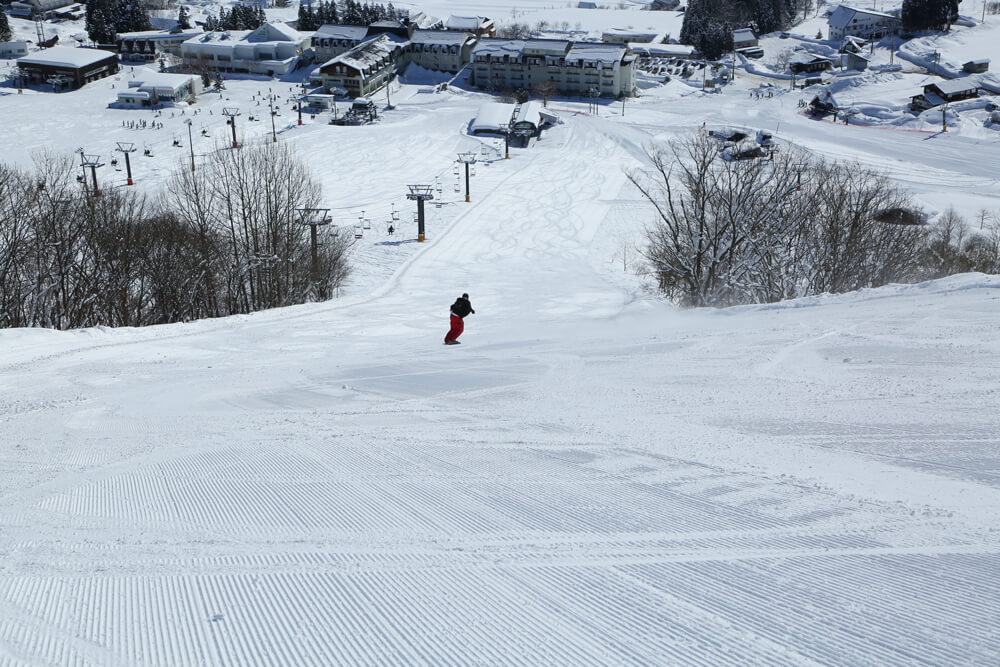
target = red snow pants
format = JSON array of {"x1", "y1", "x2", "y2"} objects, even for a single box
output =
[{"x1": 445, "y1": 314, "x2": 464, "y2": 343}]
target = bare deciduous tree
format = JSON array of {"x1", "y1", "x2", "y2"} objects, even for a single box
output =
[{"x1": 629, "y1": 132, "x2": 929, "y2": 306}]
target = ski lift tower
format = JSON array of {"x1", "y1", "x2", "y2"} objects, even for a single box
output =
[
  {"x1": 296, "y1": 207, "x2": 332, "y2": 295},
  {"x1": 81, "y1": 154, "x2": 105, "y2": 197},
  {"x1": 406, "y1": 185, "x2": 434, "y2": 242},
  {"x1": 498, "y1": 123, "x2": 511, "y2": 159},
  {"x1": 115, "y1": 142, "x2": 136, "y2": 186},
  {"x1": 456, "y1": 152, "x2": 477, "y2": 203},
  {"x1": 222, "y1": 107, "x2": 241, "y2": 148}
]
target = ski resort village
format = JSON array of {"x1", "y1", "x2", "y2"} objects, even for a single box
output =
[{"x1": 2, "y1": 0, "x2": 1000, "y2": 664}]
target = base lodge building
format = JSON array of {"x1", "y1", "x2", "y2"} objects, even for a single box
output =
[{"x1": 17, "y1": 46, "x2": 119, "y2": 89}]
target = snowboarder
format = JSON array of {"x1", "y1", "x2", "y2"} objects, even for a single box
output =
[{"x1": 444, "y1": 293, "x2": 474, "y2": 345}]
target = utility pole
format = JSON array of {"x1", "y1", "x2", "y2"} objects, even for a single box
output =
[
  {"x1": 941, "y1": 104, "x2": 949, "y2": 132},
  {"x1": 296, "y1": 207, "x2": 331, "y2": 297},
  {"x1": 297, "y1": 101, "x2": 302, "y2": 126},
  {"x1": 222, "y1": 107, "x2": 240, "y2": 149},
  {"x1": 456, "y1": 152, "x2": 476, "y2": 203},
  {"x1": 115, "y1": 142, "x2": 136, "y2": 185},
  {"x1": 406, "y1": 185, "x2": 434, "y2": 242},
  {"x1": 81, "y1": 154, "x2": 104, "y2": 197},
  {"x1": 185, "y1": 120, "x2": 195, "y2": 172}
]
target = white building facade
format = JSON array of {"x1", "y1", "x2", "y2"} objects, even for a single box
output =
[
  {"x1": 827, "y1": 6, "x2": 901, "y2": 41},
  {"x1": 181, "y1": 23, "x2": 310, "y2": 76},
  {"x1": 471, "y1": 39, "x2": 637, "y2": 98}
]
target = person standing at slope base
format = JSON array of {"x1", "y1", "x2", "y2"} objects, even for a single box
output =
[{"x1": 444, "y1": 293, "x2": 475, "y2": 345}]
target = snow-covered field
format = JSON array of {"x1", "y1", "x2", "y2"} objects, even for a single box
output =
[{"x1": 2, "y1": 2, "x2": 1000, "y2": 665}]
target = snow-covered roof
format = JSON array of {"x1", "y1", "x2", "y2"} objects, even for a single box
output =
[
  {"x1": 514, "y1": 101, "x2": 543, "y2": 128},
  {"x1": 733, "y1": 29, "x2": 756, "y2": 41},
  {"x1": 314, "y1": 25, "x2": 369, "y2": 41},
  {"x1": 472, "y1": 39, "x2": 526, "y2": 57},
  {"x1": 631, "y1": 43, "x2": 696, "y2": 57},
  {"x1": 322, "y1": 34, "x2": 397, "y2": 75},
  {"x1": 23, "y1": 0, "x2": 74, "y2": 11},
  {"x1": 246, "y1": 23, "x2": 305, "y2": 44},
  {"x1": 127, "y1": 72, "x2": 196, "y2": 92},
  {"x1": 445, "y1": 15, "x2": 490, "y2": 31},
  {"x1": 188, "y1": 30, "x2": 252, "y2": 46},
  {"x1": 17, "y1": 46, "x2": 116, "y2": 69},
  {"x1": 827, "y1": 5, "x2": 898, "y2": 30},
  {"x1": 964, "y1": 59, "x2": 991, "y2": 66},
  {"x1": 411, "y1": 30, "x2": 473, "y2": 46},
  {"x1": 603, "y1": 28, "x2": 658, "y2": 39},
  {"x1": 117, "y1": 29, "x2": 203, "y2": 41},
  {"x1": 789, "y1": 52, "x2": 832, "y2": 65},
  {"x1": 566, "y1": 42, "x2": 626, "y2": 64},
  {"x1": 407, "y1": 11, "x2": 443, "y2": 29},
  {"x1": 522, "y1": 39, "x2": 573, "y2": 55},
  {"x1": 929, "y1": 77, "x2": 979, "y2": 95},
  {"x1": 470, "y1": 102, "x2": 516, "y2": 133}
]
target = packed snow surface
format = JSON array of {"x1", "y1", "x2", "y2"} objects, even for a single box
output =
[{"x1": 2, "y1": 3, "x2": 1000, "y2": 666}]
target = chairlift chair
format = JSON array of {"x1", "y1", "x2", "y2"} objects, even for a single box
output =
[
  {"x1": 363, "y1": 218, "x2": 371, "y2": 230},
  {"x1": 353, "y1": 225, "x2": 363, "y2": 239}
]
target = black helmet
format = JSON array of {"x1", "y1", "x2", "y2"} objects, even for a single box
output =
[{"x1": 462, "y1": 293, "x2": 469, "y2": 299}]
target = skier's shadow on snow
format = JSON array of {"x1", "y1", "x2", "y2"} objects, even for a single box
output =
[{"x1": 375, "y1": 239, "x2": 420, "y2": 246}]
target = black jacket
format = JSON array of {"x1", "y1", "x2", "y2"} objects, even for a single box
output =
[{"x1": 450, "y1": 297, "x2": 475, "y2": 318}]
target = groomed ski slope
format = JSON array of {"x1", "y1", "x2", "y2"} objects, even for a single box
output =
[{"x1": 3, "y1": 67, "x2": 1000, "y2": 667}]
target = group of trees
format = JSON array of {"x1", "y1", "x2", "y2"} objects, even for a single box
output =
[
  {"x1": 297, "y1": 0, "x2": 398, "y2": 31},
  {"x1": 203, "y1": 5, "x2": 268, "y2": 32},
  {"x1": 0, "y1": 11, "x2": 12, "y2": 43},
  {"x1": 901, "y1": 0, "x2": 962, "y2": 32},
  {"x1": 85, "y1": 0, "x2": 151, "y2": 45},
  {"x1": 680, "y1": 0, "x2": 813, "y2": 60},
  {"x1": 629, "y1": 133, "x2": 998, "y2": 307},
  {"x1": 0, "y1": 144, "x2": 351, "y2": 330}
]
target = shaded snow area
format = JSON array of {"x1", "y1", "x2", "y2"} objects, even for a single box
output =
[{"x1": 2, "y1": 3, "x2": 1000, "y2": 666}]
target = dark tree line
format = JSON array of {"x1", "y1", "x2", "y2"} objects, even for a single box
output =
[
  {"x1": 86, "y1": 0, "x2": 151, "y2": 45},
  {"x1": 0, "y1": 11, "x2": 12, "y2": 43},
  {"x1": 902, "y1": 0, "x2": 962, "y2": 32},
  {"x1": 204, "y1": 5, "x2": 268, "y2": 32},
  {"x1": 680, "y1": 0, "x2": 811, "y2": 60},
  {"x1": 629, "y1": 133, "x2": 998, "y2": 307},
  {"x1": 298, "y1": 0, "x2": 398, "y2": 31},
  {"x1": 0, "y1": 145, "x2": 351, "y2": 330}
]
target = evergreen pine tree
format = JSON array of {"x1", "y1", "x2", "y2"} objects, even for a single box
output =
[
  {"x1": 177, "y1": 5, "x2": 191, "y2": 30},
  {"x1": 0, "y1": 11, "x2": 12, "y2": 43},
  {"x1": 298, "y1": 3, "x2": 319, "y2": 31},
  {"x1": 116, "y1": 1, "x2": 152, "y2": 34},
  {"x1": 86, "y1": 0, "x2": 117, "y2": 45},
  {"x1": 903, "y1": 0, "x2": 960, "y2": 31},
  {"x1": 214, "y1": 71, "x2": 225, "y2": 92}
]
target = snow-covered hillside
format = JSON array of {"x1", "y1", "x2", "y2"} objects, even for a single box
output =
[{"x1": 2, "y1": 2, "x2": 1000, "y2": 665}]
